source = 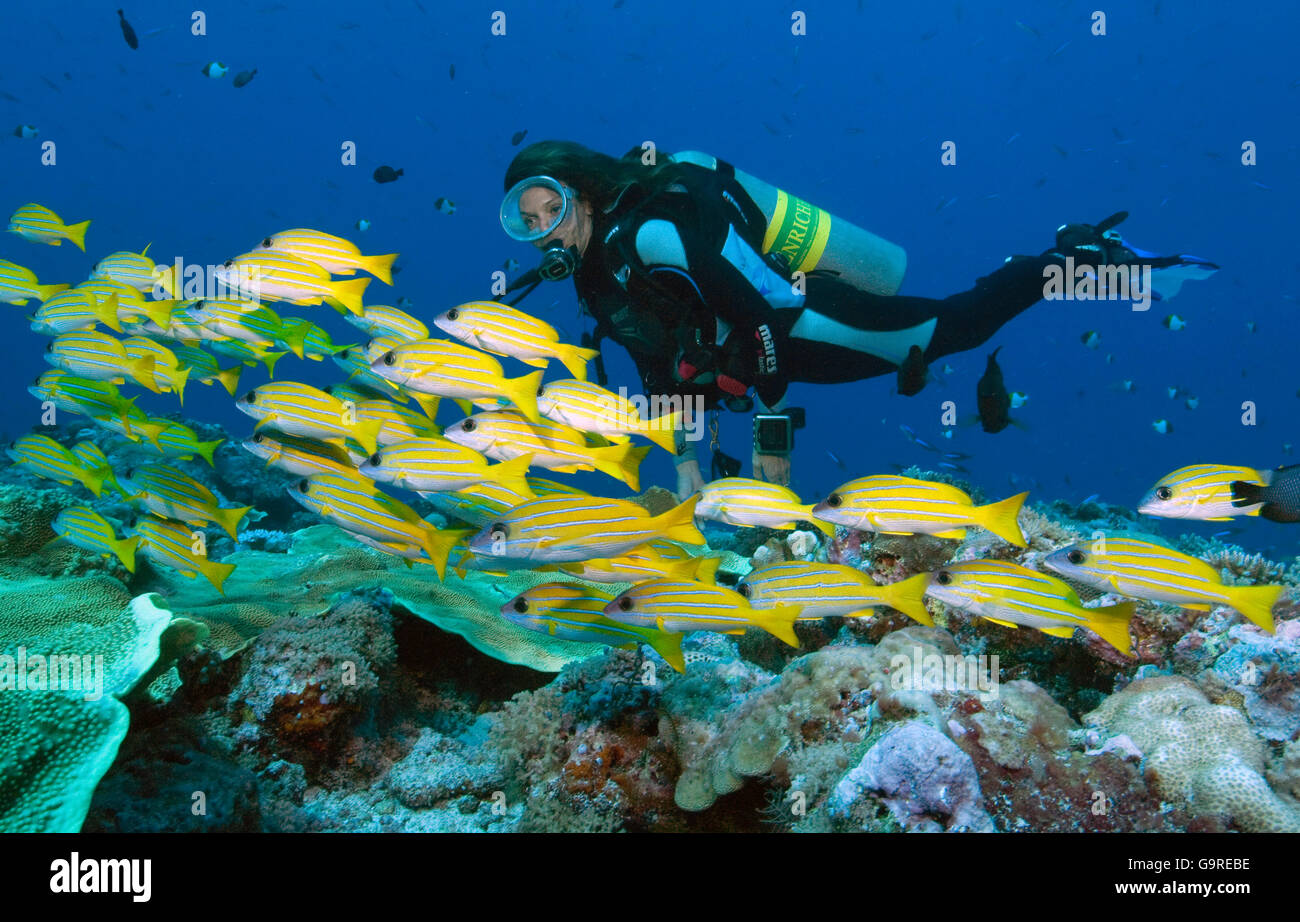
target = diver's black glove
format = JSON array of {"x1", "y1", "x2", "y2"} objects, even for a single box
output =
[{"x1": 1045, "y1": 211, "x2": 1138, "y2": 265}]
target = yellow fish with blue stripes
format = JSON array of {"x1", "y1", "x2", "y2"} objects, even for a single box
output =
[
  {"x1": 444, "y1": 410, "x2": 650, "y2": 490},
  {"x1": 29, "y1": 290, "x2": 124, "y2": 335},
  {"x1": 1138, "y1": 463, "x2": 1268, "y2": 520},
  {"x1": 738, "y1": 561, "x2": 932, "y2": 625},
  {"x1": 118, "y1": 463, "x2": 252, "y2": 539},
  {"x1": 69, "y1": 440, "x2": 123, "y2": 496},
  {"x1": 369, "y1": 338, "x2": 544, "y2": 423},
  {"x1": 241, "y1": 431, "x2": 358, "y2": 478},
  {"x1": 90, "y1": 246, "x2": 157, "y2": 291},
  {"x1": 286, "y1": 472, "x2": 468, "y2": 578},
  {"x1": 536, "y1": 378, "x2": 681, "y2": 453},
  {"x1": 133, "y1": 516, "x2": 237, "y2": 594},
  {"x1": 698, "y1": 477, "x2": 834, "y2": 538},
  {"x1": 502, "y1": 583, "x2": 687, "y2": 673},
  {"x1": 558, "y1": 539, "x2": 720, "y2": 585},
  {"x1": 171, "y1": 344, "x2": 243, "y2": 397},
  {"x1": 433, "y1": 301, "x2": 600, "y2": 381},
  {"x1": 361, "y1": 437, "x2": 534, "y2": 495},
  {"x1": 814, "y1": 474, "x2": 1028, "y2": 546},
  {"x1": 213, "y1": 250, "x2": 370, "y2": 315},
  {"x1": 122, "y1": 336, "x2": 191, "y2": 400},
  {"x1": 51, "y1": 506, "x2": 139, "y2": 572},
  {"x1": 924, "y1": 558, "x2": 1135, "y2": 655},
  {"x1": 0, "y1": 258, "x2": 69, "y2": 304},
  {"x1": 420, "y1": 476, "x2": 584, "y2": 527},
  {"x1": 1044, "y1": 536, "x2": 1281, "y2": 633},
  {"x1": 255, "y1": 227, "x2": 398, "y2": 284},
  {"x1": 279, "y1": 316, "x2": 352, "y2": 361},
  {"x1": 604, "y1": 578, "x2": 802, "y2": 647},
  {"x1": 467, "y1": 494, "x2": 703, "y2": 565},
  {"x1": 7, "y1": 203, "x2": 90, "y2": 250},
  {"x1": 344, "y1": 303, "x2": 428, "y2": 342},
  {"x1": 45, "y1": 330, "x2": 160, "y2": 393},
  {"x1": 236, "y1": 381, "x2": 383, "y2": 455},
  {"x1": 6, "y1": 434, "x2": 106, "y2": 496}
]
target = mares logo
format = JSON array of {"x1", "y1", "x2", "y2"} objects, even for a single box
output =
[{"x1": 756, "y1": 324, "x2": 778, "y2": 374}]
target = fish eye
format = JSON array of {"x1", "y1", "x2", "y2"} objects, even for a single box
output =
[
  {"x1": 462, "y1": 419, "x2": 476, "y2": 432},
  {"x1": 242, "y1": 391, "x2": 256, "y2": 403},
  {"x1": 298, "y1": 479, "x2": 310, "y2": 492},
  {"x1": 44, "y1": 342, "x2": 53, "y2": 353},
  {"x1": 826, "y1": 492, "x2": 843, "y2": 508},
  {"x1": 935, "y1": 571, "x2": 952, "y2": 586},
  {"x1": 512, "y1": 598, "x2": 528, "y2": 613},
  {"x1": 1156, "y1": 486, "x2": 1173, "y2": 501},
  {"x1": 537, "y1": 384, "x2": 545, "y2": 397},
  {"x1": 446, "y1": 308, "x2": 459, "y2": 320},
  {"x1": 368, "y1": 453, "x2": 382, "y2": 466},
  {"x1": 489, "y1": 522, "x2": 508, "y2": 539},
  {"x1": 382, "y1": 351, "x2": 395, "y2": 366},
  {"x1": 261, "y1": 237, "x2": 273, "y2": 248},
  {"x1": 736, "y1": 583, "x2": 751, "y2": 599},
  {"x1": 617, "y1": 596, "x2": 634, "y2": 612},
  {"x1": 252, "y1": 433, "x2": 263, "y2": 443},
  {"x1": 1067, "y1": 549, "x2": 1085, "y2": 564},
  {"x1": 223, "y1": 259, "x2": 234, "y2": 268}
]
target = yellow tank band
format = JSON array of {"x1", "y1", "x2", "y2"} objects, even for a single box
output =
[{"x1": 762, "y1": 189, "x2": 832, "y2": 273}]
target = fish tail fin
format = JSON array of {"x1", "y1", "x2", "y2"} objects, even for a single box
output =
[
  {"x1": 693, "y1": 554, "x2": 721, "y2": 585},
  {"x1": 77, "y1": 464, "x2": 106, "y2": 498},
  {"x1": 216, "y1": 364, "x2": 243, "y2": 396},
  {"x1": 1224, "y1": 584, "x2": 1283, "y2": 633},
  {"x1": 35, "y1": 283, "x2": 71, "y2": 301},
  {"x1": 133, "y1": 418, "x2": 167, "y2": 450},
  {"x1": 362, "y1": 252, "x2": 399, "y2": 286},
  {"x1": 651, "y1": 494, "x2": 705, "y2": 546},
  {"x1": 419, "y1": 527, "x2": 470, "y2": 581},
  {"x1": 211, "y1": 505, "x2": 251, "y2": 540},
  {"x1": 328, "y1": 277, "x2": 371, "y2": 316},
  {"x1": 554, "y1": 342, "x2": 601, "y2": 381},
  {"x1": 501, "y1": 370, "x2": 544, "y2": 423},
  {"x1": 751, "y1": 603, "x2": 801, "y2": 648},
  {"x1": 638, "y1": 409, "x2": 681, "y2": 454},
  {"x1": 195, "y1": 438, "x2": 224, "y2": 467},
  {"x1": 168, "y1": 365, "x2": 191, "y2": 403},
  {"x1": 645, "y1": 630, "x2": 686, "y2": 674},
  {"x1": 490, "y1": 453, "x2": 534, "y2": 496},
  {"x1": 800, "y1": 504, "x2": 836, "y2": 538},
  {"x1": 88, "y1": 294, "x2": 124, "y2": 332},
  {"x1": 260, "y1": 350, "x2": 287, "y2": 378},
  {"x1": 590, "y1": 442, "x2": 649, "y2": 490},
  {"x1": 63, "y1": 220, "x2": 91, "y2": 251},
  {"x1": 114, "y1": 535, "x2": 141, "y2": 573},
  {"x1": 143, "y1": 300, "x2": 173, "y2": 331},
  {"x1": 410, "y1": 392, "x2": 441, "y2": 420},
  {"x1": 278, "y1": 322, "x2": 308, "y2": 359},
  {"x1": 883, "y1": 573, "x2": 934, "y2": 626},
  {"x1": 126, "y1": 355, "x2": 162, "y2": 393},
  {"x1": 1087, "y1": 601, "x2": 1136, "y2": 656},
  {"x1": 351, "y1": 418, "x2": 382, "y2": 456},
  {"x1": 976, "y1": 491, "x2": 1029, "y2": 547},
  {"x1": 198, "y1": 558, "x2": 237, "y2": 595}
]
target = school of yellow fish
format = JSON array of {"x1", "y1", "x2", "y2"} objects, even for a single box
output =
[{"x1": 3, "y1": 203, "x2": 1288, "y2": 673}]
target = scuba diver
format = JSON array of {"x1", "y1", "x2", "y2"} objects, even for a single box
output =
[{"x1": 497, "y1": 141, "x2": 1218, "y2": 499}]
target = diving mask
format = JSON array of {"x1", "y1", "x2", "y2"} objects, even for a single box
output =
[{"x1": 500, "y1": 175, "x2": 573, "y2": 242}]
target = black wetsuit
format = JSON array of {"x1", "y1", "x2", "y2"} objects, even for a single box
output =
[{"x1": 572, "y1": 162, "x2": 1060, "y2": 413}]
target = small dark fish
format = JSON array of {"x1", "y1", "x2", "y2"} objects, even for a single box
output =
[
  {"x1": 920, "y1": 29, "x2": 938, "y2": 40},
  {"x1": 1033, "y1": 176, "x2": 1047, "y2": 188},
  {"x1": 899, "y1": 424, "x2": 918, "y2": 443},
  {"x1": 0, "y1": 91, "x2": 20, "y2": 103},
  {"x1": 613, "y1": 0, "x2": 625, "y2": 7},
  {"x1": 511, "y1": 129, "x2": 528, "y2": 146},
  {"x1": 826, "y1": 450, "x2": 846, "y2": 471},
  {"x1": 1080, "y1": 493, "x2": 1101, "y2": 505},
  {"x1": 1050, "y1": 40, "x2": 1071, "y2": 56},
  {"x1": 373, "y1": 165, "x2": 404, "y2": 183},
  {"x1": 896, "y1": 344, "x2": 928, "y2": 396},
  {"x1": 1052, "y1": 144, "x2": 1068, "y2": 158},
  {"x1": 763, "y1": 123, "x2": 782, "y2": 136},
  {"x1": 233, "y1": 68, "x2": 258, "y2": 88},
  {"x1": 41, "y1": 75, "x2": 62, "y2": 93},
  {"x1": 117, "y1": 9, "x2": 139, "y2": 49},
  {"x1": 937, "y1": 461, "x2": 969, "y2": 472},
  {"x1": 1210, "y1": 529, "x2": 1243, "y2": 539},
  {"x1": 449, "y1": 63, "x2": 455, "y2": 80},
  {"x1": 310, "y1": 66, "x2": 325, "y2": 82},
  {"x1": 434, "y1": 197, "x2": 456, "y2": 215},
  {"x1": 941, "y1": 451, "x2": 972, "y2": 461},
  {"x1": 1253, "y1": 181, "x2": 1272, "y2": 190},
  {"x1": 976, "y1": 346, "x2": 1012, "y2": 433},
  {"x1": 914, "y1": 436, "x2": 936, "y2": 452},
  {"x1": 935, "y1": 196, "x2": 957, "y2": 213},
  {"x1": 338, "y1": 22, "x2": 362, "y2": 30},
  {"x1": 1015, "y1": 20, "x2": 1041, "y2": 38},
  {"x1": 1231, "y1": 465, "x2": 1300, "y2": 523}
]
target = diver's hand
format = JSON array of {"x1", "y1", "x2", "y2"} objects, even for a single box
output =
[
  {"x1": 752, "y1": 452, "x2": 791, "y2": 486},
  {"x1": 674, "y1": 458, "x2": 705, "y2": 501}
]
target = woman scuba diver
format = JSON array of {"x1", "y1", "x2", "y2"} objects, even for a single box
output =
[{"x1": 498, "y1": 140, "x2": 1218, "y2": 499}]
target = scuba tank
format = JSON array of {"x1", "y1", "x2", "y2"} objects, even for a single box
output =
[{"x1": 668, "y1": 150, "x2": 907, "y2": 296}]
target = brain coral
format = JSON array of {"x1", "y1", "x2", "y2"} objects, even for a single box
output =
[{"x1": 1085, "y1": 675, "x2": 1300, "y2": 832}]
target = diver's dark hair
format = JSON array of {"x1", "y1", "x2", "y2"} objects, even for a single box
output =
[{"x1": 503, "y1": 140, "x2": 676, "y2": 212}]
